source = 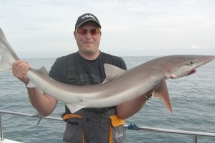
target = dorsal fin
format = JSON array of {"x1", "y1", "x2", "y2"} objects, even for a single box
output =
[
  {"x1": 36, "y1": 66, "x2": 49, "y2": 77},
  {"x1": 27, "y1": 66, "x2": 49, "y2": 88},
  {"x1": 103, "y1": 64, "x2": 126, "y2": 83}
]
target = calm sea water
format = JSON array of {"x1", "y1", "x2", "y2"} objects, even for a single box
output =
[{"x1": 0, "y1": 56, "x2": 215, "y2": 143}]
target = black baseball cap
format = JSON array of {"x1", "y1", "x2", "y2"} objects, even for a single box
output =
[{"x1": 75, "y1": 13, "x2": 101, "y2": 29}]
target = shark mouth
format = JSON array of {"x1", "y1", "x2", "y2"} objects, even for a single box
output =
[
  {"x1": 169, "y1": 69, "x2": 197, "y2": 79},
  {"x1": 188, "y1": 69, "x2": 196, "y2": 75}
]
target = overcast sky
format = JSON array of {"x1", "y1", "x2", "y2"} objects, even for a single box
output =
[{"x1": 1, "y1": 0, "x2": 215, "y2": 58}]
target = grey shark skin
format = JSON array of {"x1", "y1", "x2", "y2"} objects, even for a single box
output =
[{"x1": 0, "y1": 28, "x2": 214, "y2": 113}]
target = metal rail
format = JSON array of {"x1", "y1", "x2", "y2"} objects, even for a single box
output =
[{"x1": 1, "y1": 110, "x2": 215, "y2": 142}]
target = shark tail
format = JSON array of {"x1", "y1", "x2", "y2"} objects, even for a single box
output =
[{"x1": 0, "y1": 28, "x2": 19, "y2": 72}]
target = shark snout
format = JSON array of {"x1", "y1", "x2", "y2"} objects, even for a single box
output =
[{"x1": 200, "y1": 56, "x2": 215, "y2": 65}]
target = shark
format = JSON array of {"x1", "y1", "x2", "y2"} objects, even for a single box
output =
[{"x1": 0, "y1": 28, "x2": 214, "y2": 113}]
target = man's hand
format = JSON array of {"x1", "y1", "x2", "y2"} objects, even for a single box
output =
[{"x1": 12, "y1": 60, "x2": 30, "y2": 84}]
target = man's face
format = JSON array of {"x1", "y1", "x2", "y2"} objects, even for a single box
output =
[{"x1": 74, "y1": 21, "x2": 102, "y2": 55}]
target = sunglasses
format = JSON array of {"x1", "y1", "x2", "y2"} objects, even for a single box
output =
[{"x1": 76, "y1": 28, "x2": 101, "y2": 35}]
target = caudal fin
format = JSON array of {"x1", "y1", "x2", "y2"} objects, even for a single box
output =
[{"x1": 0, "y1": 28, "x2": 19, "y2": 72}]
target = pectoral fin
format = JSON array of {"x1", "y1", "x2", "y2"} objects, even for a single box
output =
[{"x1": 153, "y1": 78, "x2": 172, "y2": 113}]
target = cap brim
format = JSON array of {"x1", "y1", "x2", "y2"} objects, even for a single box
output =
[{"x1": 75, "y1": 19, "x2": 101, "y2": 29}]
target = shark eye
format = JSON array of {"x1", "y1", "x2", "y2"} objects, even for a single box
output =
[{"x1": 189, "y1": 60, "x2": 194, "y2": 65}]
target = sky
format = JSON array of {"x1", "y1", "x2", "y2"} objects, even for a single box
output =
[{"x1": 0, "y1": 0, "x2": 215, "y2": 58}]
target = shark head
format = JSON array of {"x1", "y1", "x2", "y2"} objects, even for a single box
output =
[{"x1": 164, "y1": 55, "x2": 215, "y2": 79}]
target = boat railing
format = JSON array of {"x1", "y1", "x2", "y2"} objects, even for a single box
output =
[{"x1": 1, "y1": 110, "x2": 215, "y2": 143}]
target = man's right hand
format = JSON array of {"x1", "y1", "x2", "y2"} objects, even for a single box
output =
[{"x1": 12, "y1": 60, "x2": 30, "y2": 84}]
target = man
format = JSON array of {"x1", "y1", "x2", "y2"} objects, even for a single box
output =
[{"x1": 12, "y1": 13, "x2": 152, "y2": 143}]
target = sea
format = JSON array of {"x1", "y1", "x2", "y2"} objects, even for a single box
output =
[{"x1": 0, "y1": 56, "x2": 214, "y2": 143}]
